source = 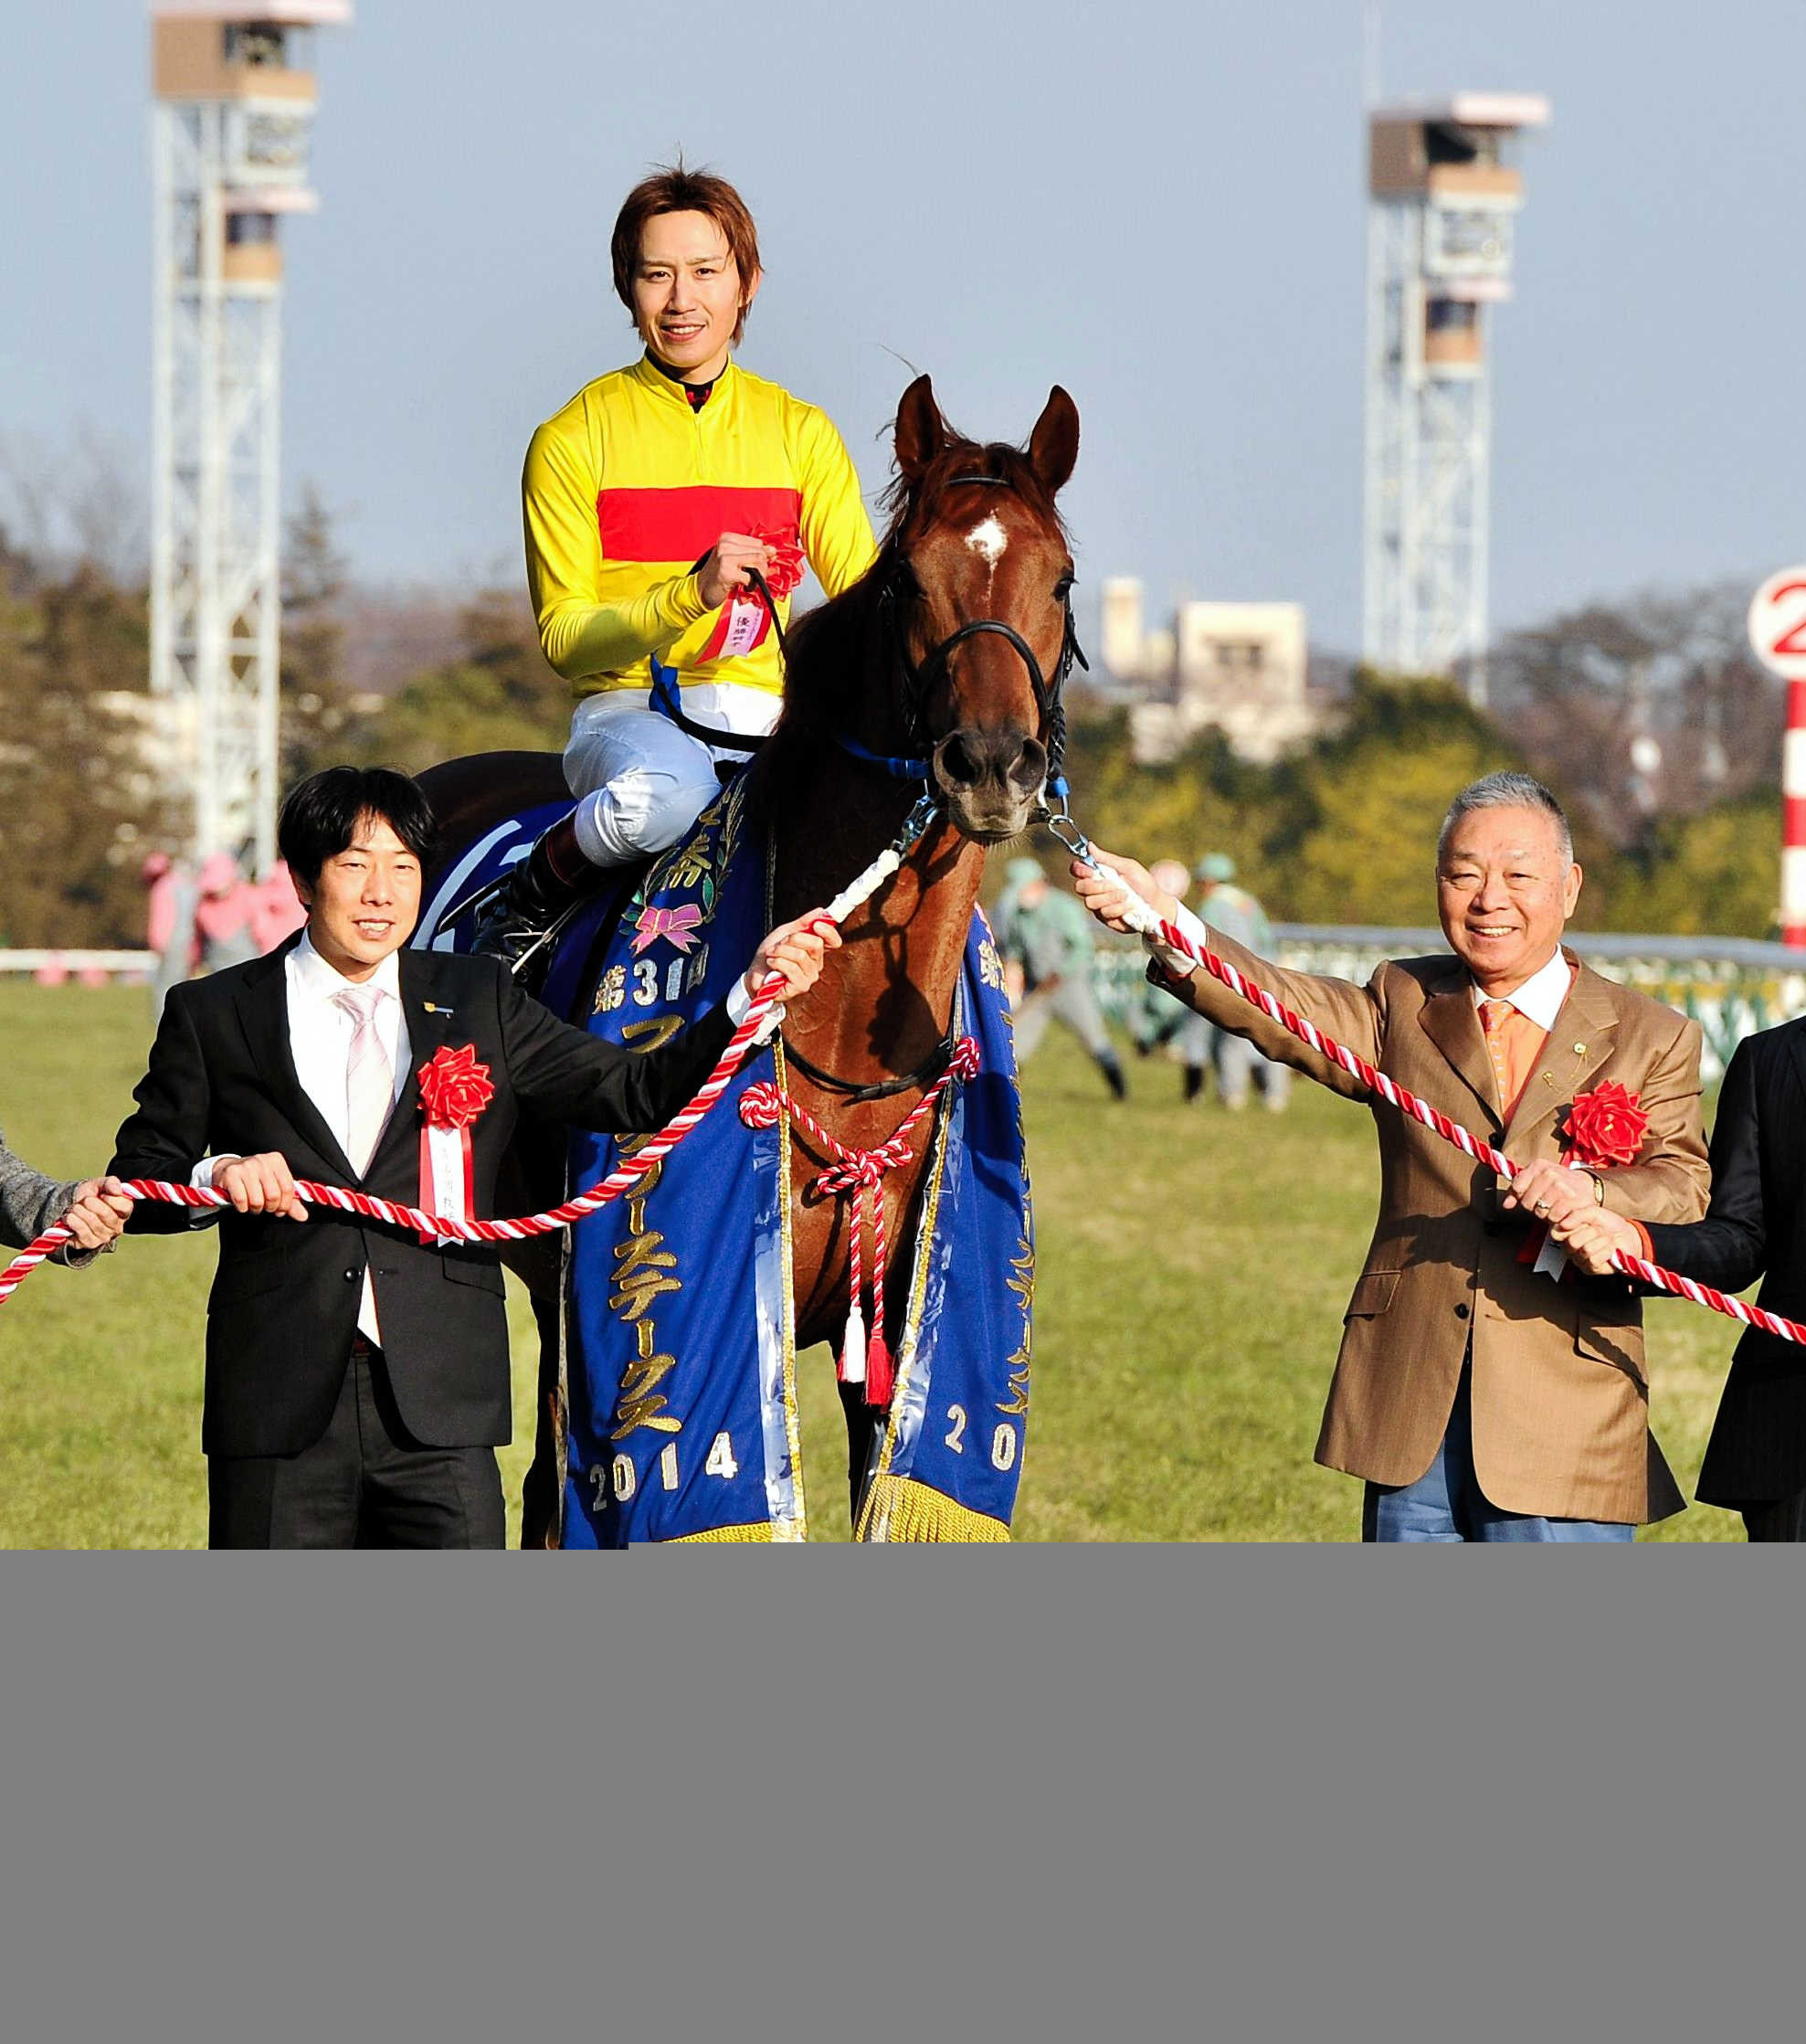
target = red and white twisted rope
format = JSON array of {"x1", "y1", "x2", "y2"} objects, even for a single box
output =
[
  {"x1": 739, "y1": 1036, "x2": 981, "y2": 1405},
  {"x1": 0, "y1": 798, "x2": 945, "y2": 1312},
  {"x1": 1096, "y1": 871, "x2": 1806, "y2": 1350}
]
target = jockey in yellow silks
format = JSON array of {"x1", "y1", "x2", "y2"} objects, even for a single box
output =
[{"x1": 476, "y1": 164, "x2": 877, "y2": 974}]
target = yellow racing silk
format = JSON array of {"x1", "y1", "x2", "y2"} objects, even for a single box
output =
[{"x1": 523, "y1": 353, "x2": 878, "y2": 701}]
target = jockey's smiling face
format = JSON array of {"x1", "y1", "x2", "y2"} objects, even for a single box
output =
[
  {"x1": 631, "y1": 209, "x2": 759, "y2": 385},
  {"x1": 294, "y1": 815, "x2": 423, "y2": 981}
]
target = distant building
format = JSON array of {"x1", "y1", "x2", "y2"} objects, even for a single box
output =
[{"x1": 1103, "y1": 578, "x2": 1317, "y2": 766}]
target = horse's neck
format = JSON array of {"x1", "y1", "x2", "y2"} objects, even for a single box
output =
[{"x1": 773, "y1": 767, "x2": 984, "y2": 1085}]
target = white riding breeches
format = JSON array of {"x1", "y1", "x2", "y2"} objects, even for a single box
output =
[{"x1": 563, "y1": 687, "x2": 780, "y2": 869}]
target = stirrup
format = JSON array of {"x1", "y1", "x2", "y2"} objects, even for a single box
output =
[
  {"x1": 470, "y1": 819, "x2": 599, "y2": 990},
  {"x1": 471, "y1": 889, "x2": 592, "y2": 990}
]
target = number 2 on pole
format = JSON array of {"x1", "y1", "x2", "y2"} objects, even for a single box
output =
[{"x1": 1770, "y1": 580, "x2": 1806, "y2": 660}]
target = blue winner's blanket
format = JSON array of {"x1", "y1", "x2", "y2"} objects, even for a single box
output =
[{"x1": 556, "y1": 780, "x2": 1033, "y2": 1544}]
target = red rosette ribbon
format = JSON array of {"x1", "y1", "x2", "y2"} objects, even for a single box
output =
[
  {"x1": 416, "y1": 1044, "x2": 494, "y2": 1243},
  {"x1": 749, "y1": 526, "x2": 806, "y2": 600},
  {"x1": 1518, "y1": 1080, "x2": 1652, "y2": 1276},
  {"x1": 417, "y1": 1043, "x2": 495, "y2": 1129},
  {"x1": 1560, "y1": 1081, "x2": 1650, "y2": 1170}
]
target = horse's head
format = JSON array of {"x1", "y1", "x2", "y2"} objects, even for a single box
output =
[{"x1": 882, "y1": 376, "x2": 1081, "y2": 843}]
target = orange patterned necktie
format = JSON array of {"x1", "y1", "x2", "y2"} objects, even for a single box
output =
[{"x1": 1478, "y1": 997, "x2": 1540, "y2": 1118}]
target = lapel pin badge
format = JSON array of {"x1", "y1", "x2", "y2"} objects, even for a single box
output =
[{"x1": 423, "y1": 1002, "x2": 454, "y2": 1016}]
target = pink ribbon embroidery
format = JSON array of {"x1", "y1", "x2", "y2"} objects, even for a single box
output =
[{"x1": 632, "y1": 904, "x2": 704, "y2": 956}]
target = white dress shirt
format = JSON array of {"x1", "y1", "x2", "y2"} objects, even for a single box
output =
[
  {"x1": 1466, "y1": 944, "x2": 1572, "y2": 1030},
  {"x1": 195, "y1": 932, "x2": 410, "y2": 1343}
]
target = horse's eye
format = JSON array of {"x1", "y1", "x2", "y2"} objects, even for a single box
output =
[
  {"x1": 892, "y1": 561, "x2": 924, "y2": 601},
  {"x1": 1054, "y1": 571, "x2": 1076, "y2": 601}
]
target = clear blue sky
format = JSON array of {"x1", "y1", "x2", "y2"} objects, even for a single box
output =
[{"x1": 5, "y1": 0, "x2": 1804, "y2": 651}]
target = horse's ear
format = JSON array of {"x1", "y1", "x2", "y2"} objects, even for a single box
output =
[
  {"x1": 894, "y1": 375, "x2": 947, "y2": 482},
  {"x1": 1028, "y1": 386, "x2": 1080, "y2": 495}
]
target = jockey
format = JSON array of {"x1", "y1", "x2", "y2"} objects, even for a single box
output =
[{"x1": 476, "y1": 163, "x2": 879, "y2": 973}]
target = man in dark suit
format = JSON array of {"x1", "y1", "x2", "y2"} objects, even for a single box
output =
[
  {"x1": 1557, "y1": 1022, "x2": 1806, "y2": 1541},
  {"x1": 111, "y1": 766, "x2": 835, "y2": 1549}
]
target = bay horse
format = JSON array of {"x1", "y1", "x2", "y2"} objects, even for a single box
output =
[{"x1": 419, "y1": 373, "x2": 1083, "y2": 1536}]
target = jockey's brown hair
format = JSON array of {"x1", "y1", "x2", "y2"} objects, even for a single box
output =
[{"x1": 610, "y1": 164, "x2": 763, "y2": 342}]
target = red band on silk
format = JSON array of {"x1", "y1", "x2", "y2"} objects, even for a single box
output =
[{"x1": 596, "y1": 486, "x2": 801, "y2": 564}]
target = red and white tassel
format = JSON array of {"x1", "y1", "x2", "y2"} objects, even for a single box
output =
[{"x1": 864, "y1": 1323, "x2": 893, "y2": 1408}]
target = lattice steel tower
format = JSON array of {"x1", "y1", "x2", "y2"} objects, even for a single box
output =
[
  {"x1": 150, "y1": 3, "x2": 352, "y2": 866},
  {"x1": 1362, "y1": 93, "x2": 1548, "y2": 706}
]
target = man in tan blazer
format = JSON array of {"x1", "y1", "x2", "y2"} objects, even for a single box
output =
[{"x1": 1073, "y1": 771, "x2": 1709, "y2": 1541}]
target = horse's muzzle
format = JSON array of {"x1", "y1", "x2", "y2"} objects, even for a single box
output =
[{"x1": 932, "y1": 728, "x2": 1049, "y2": 842}]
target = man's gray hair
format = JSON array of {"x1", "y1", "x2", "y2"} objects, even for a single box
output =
[{"x1": 1437, "y1": 772, "x2": 1574, "y2": 866}]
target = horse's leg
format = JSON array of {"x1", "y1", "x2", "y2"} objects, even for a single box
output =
[
  {"x1": 837, "y1": 1379, "x2": 885, "y2": 1529},
  {"x1": 519, "y1": 1287, "x2": 566, "y2": 1550},
  {"x1": 498, "y1": 1119, "x2": 569, "y2": 1547}
]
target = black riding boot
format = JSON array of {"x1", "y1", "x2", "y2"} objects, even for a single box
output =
[
  {"x1": 470, "y1": 813, "x2": 600, "y2": 987},
  {"x1": 1183, "y1": 1062, "x2": 1206, "y2": 1103},
  {"x1": 1097, "y1": 1048, "x2": 1127, "y2": 1101}
]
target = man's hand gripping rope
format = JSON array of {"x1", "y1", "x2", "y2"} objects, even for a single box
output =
[
  {"x1": 0, "y1": 796, "x2": 944, "y2": 1309},
  {"x1": 1047, "y1": 819, "x2": 1806, "y2": 1354}
]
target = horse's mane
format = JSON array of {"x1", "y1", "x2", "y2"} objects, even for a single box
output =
[{"x1": 749, "y1": 428, "x2": 1067, "y2": 819}]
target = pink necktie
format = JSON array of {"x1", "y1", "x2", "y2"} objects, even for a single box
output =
[{"x1": 335, "y1": 984, "x2": 393, "y2": 1176}]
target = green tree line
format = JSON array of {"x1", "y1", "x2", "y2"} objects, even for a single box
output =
[
  {"x1": 1057, "y1": 674, "x2": 1782, "y2": 938},
  {"x1": 0, "y1": 502, "x2": 1783, "y2": 948}
]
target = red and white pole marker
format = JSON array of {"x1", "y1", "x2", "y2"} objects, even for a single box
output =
[{"x1": 1748, "y1": 567, "x2": 1806, "y2": 946}]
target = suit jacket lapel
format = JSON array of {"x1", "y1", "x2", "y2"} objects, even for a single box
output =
[
  {"x1": 1786, "y1": 1026, "x2": 1806, "y2": 1128},
  {"x1": 1501, "y1": 954, "x2": 1621, "y2": 1154},
  {"x1": 232, "y1": 937, "x2": 360, "y2": 1185},
  {"x1": 370, "y1": 950, "x2": 459, "y2": 1178},
  {"x1": 1417, "y1": 967, "x2": 1502, "y2": 1128}
]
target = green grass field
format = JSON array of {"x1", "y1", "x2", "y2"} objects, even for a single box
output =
[{"x1": 0, "y1": 980, "x2": 1746, "y2": 1544}]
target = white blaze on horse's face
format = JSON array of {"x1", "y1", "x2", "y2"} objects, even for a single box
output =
[{"x1": 966, "y1": 516, "x2": 1009, "y2": 570}]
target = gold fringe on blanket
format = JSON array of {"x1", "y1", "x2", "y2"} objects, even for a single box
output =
[
  {"x1": 670, "y1": 1522, "x2": 775, "y2": 1544},
  {"x1": 857, "y1": 1474, "x2": 1010, "y2": 1544}
]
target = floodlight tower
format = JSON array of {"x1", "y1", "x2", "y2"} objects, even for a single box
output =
[
  {"x1": 150, "y1": 3, "x2": 353, "y2": 867},
  {"x1": 1362, "y1": 92, "x2": 1548, "y2": 706}
]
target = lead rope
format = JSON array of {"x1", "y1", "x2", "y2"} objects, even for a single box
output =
[
  {"x1": 739, "y1": 1038, "x2": 981, "y2": 1405},
  {"x1": 1041, "y1": 805, "x2": 1806, "y2": 1352},
  {"x1": 0, "y1": 793, "x2": 945, "y2": 1310}
]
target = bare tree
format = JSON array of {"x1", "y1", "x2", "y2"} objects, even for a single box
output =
[
  {"x1": 1489, "y1": 581, "x2": 1782, "y2": 849},
  {"x1": 0, "y1": 426, "x2": 148, "y2": 583}
]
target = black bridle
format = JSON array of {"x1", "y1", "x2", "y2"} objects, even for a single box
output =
[
  {"x1": 856, "y1": 476, "x2": 1089, "y2": 800},
  {"x1": 760, "y1": 475, "x2": 1089, "y2": 1103},
  {"x1": 723, "y1": 475, "x2": 1086, "y2": 801}
]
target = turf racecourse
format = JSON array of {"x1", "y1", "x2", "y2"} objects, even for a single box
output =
[{"x1": 0, "y1": 980, "x2": 1744, "y2": 1544}]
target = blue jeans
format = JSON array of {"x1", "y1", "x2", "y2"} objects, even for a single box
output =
[{"x1": 1361, "y1": 1362, "x2": 1634, "y2": 1543}]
